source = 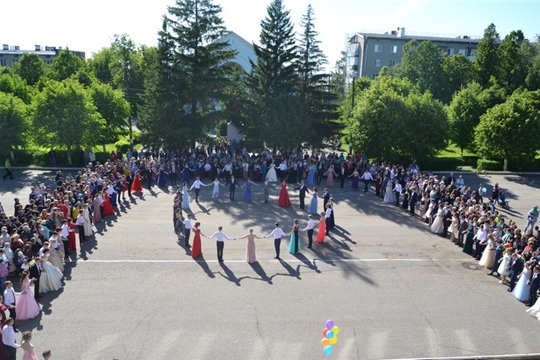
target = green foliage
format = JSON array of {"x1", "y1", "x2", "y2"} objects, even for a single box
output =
[
  {"x1": 32, "y1": 79, "x2": 103, "y2": 163},
  {"x1": 475, "y1": 23, "x2": 501, "y2": 88},
  {"x1": 498, "y1": 30, "x2": 530, "y2": 94},
  {"x1": 0, "y1": 92, "x2": 28, "y2": 154},
  {"x1": 45, "y1": 49, "x2": 85, "y2": 82},
  {"x1": 13, "y1": 53, "x2": 45, "y2": 86},
  {"x1": 0, "y1": 73, "x2": 32, "y2": 104},
  {"x1": 89, "y1": 82, "x2": 130, "y2": 144},
  {"x1": 475, "y1": 89, "x2": 540, "y2": 166},
  {"x1": 476, "y1": 159, "x2": 502, "y2": 171},
  {"x1": 420, "y1": 157, "x2": 464, "y2": 171},
  {"x1": 442, "y1": 53, "x2": 475, "y2": 98}
]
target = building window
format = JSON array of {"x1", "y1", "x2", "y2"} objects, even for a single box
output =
[
  {"x1": 446, "y1": 48, "x2": 454, "y2": 56},
  {"x1": 391, "y1": 45, "x2": 398, "y2": 53},
  {"x1": 0, "y1": 59, "x2": 6, "y2": 66},
  {"x1": 374, "y1": 44, "x2": 382, "y2": 53},
  {"x1": 389, "y1": 60, "x2": 396, "y2": 67},
  {"x1": 372, "y1": 74, "x2": 378, "y2": 79},
  {"x1": 459, "y1": 49, "x2": 466, "y2": 55},
  {"x1": 373, "y1": 59, "x2": 381, "y2": 67}
]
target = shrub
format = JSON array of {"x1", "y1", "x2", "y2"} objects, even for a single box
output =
[
  {"x1": 477, "y1": 159, "x2": 501, "y2": 171},
  {"x1": 419, "y1": 157, "x2": 465, "y2": 171}
]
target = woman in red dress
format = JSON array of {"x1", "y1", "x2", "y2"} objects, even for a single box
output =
[
  {"x1": 375, "y1": 175, "x2": 382, "y2": 196},
  {"x1": 102, "y1": 190, "x2": 115, "y2": 217},
  {"x1": 277, "y1": 180, "x2": 291, "y2": 207},
  {"x1": 316, "y1": 211, "x2": 326, "y2": 243},
  {"x1": 67, "y1": 218, "x2": 77, "y2": 251},
  {"x1": 131, "y1": 171, "x2": 143, "y2": 193},
  {"x1": 191, "y1": 222, "x2": 206, "y2": 259}
]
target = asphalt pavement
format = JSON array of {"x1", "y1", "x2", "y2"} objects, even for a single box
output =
[{"x1": 1, "y1": 170, "x2": 540, "y2": 360}]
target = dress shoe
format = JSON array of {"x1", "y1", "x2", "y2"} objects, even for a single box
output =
[{"x1": 274, "y1": 256, "x2": 281, "y2": 260}]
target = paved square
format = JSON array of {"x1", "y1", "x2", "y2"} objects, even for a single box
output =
[{"x1": 1, "y1": 170, "x2": 540, "y2": 359}]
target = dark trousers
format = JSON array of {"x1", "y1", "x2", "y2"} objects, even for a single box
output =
[
  {"x1": 2, "y1": 168, "x2": 13, "y2": 180},
  {"x1": 340, "y1": 176, "x2": 345, "y2": 188},
  {"x1": 62, "y1": 238, "x2": 69, "y2": 257},
  {"x1": 230, "y1": 189, "x2": 235, "y2": 200},
  {"x1": 184, "y1": 229, "x2": 191, "y2": 247},
  {"x1": 5, "y1": 345, "x2": 16, "y2": 360},
  {"x1": 307, "y1": 229, "x2": 313, "y2": 248},
  {"x1": 8, "y1": 307, "x2": 15, "y2": 322},
  {"x1": 409, "y1": 201, "x2": 416, "y2": 215},
  {"x1": 274, "y1": 238, "x2": 281, "y2": 258},
  {"x1": 195, "y1": 188, "x2": 200, "y2": 202},
  {"x1": 363, "y1": 180, "x2": 369, "y2": 193},
  {"x1": 529, "y1": 288, "x2": 538, "y2": 306},
  {"x1": 170, "y1": 173, "x2": 177, "y2": 186},
  {"x1": 34, "y1": 279, "x2": 40, "y2": 299},
  {"x1": 395, "y1": 192, "x2": 400, "y2": 206},
  {"x1": 475, "y1": 242, "x2": 486, "y2": 260},
  {"x1": 216, "y1": 241, "x2": 224, "y2": 261},
  {"x1": 299, "y1": 196, "x2": 305, "y2": 209},
  {"x1": 77, "y1": 224, "x2": 86, "y2": 243},
  {"x1": 127, "y1": 183, "x2": 132, "y2": 197},
  {"x1": 508, "y1": 272, "x2": 519, "y2": 291}
]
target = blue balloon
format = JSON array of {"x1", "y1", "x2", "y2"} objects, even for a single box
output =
[
  {"x1": 323, "y1": 345, "x2": 333, "y2": 356},
  {"x1": 326, "y1": 330, "x2": 334, "y2": 339}
]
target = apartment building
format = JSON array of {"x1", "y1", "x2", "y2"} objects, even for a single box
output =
[
  {"x1": 0, "y1": 44, "x2": 85, "y2": 67},
  {"x1": 345, "y1": 27, "x2": 480, "y2": 86}
]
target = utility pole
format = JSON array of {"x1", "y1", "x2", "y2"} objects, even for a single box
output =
[{"x1": 123, "y1": 61, "x2": 133, "y2": 148}]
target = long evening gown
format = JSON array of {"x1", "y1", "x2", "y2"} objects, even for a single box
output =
[
  {"x1": 16, "y1": 279, "x2": 40, "y2": 320},
  {"x1": 212, "y1": 181, "x2": 220, "y2": 198},
  {"x1": 316, "y1": 220, "x2": 326, "y2": 243},
  {"x1": 479, "y1": 239, "x2": 495, "y2": 269},
  {"x1": 288, "y1": 227, "x2": 300, "y2": 254},
  {"x1": 309, "y1": 192, "x2": 318, "y2": 215},
  {"x1": 191, "y1": 229, "x2": 202, "y2": 258},
  {"x1": 156, "y1": 169, "x2": 167, "y2": 187},
  {"x1": 462, "y1": 225, "x2": 475, "y2": 256},
  {"x1": 92, "y1": 196, "x2": 102, "y2": 222},
  {"x1": 21, "y1": 341, "x2": 38, "y2": 360},
  {"x1": 326, "y1": 168, "x2": 335, "y2": 187},
  {"x1": 430, "y1": 210, "x2": 444, "y2": 234},
  {"x1": 243, "y1": 182, "x2": 252, "y2": 202},
  {"x1": 526, "y1": 296, "x2": 540, "y2": 320},
  {"x1": 351, "y1": 173, "x2": 359, "y2": 189},
  {"x1": 513, "y1": 267, "x2": 531, "y2": 302},
  {"x1": 182, "y1": 185, "x2": 190, "y2": 209},
  {"x1": 68, "y1": 222, "x2": 77, "y2": 251},
  {"x1": 102, "y1": 193, "x2": 115, "y2": 217},
  {"x1": 306, "y1": 166, "x2": 315, "y2": 185},
  {"x1": 266, "y1": 164, "x2": 278, "y2": 182},
  {"x1": 384, "y1": 182, "x2": 393, "y2": 203},
  {"x1": 246, "y1": 236, "x2": 256, "y2": 263},
  {"x1": 131, "y1": 173, "x2": 143, "y2": 193},
  {"x1": 40, "y1": 257, "x2": 63, "y2": 293},
  {"x1": 83, "y1": 208, "x2": 93, "y2": 237},
  {"x1": 49, "y1": 248, "x2": 64, "y2": 272},
  {"x1": 278, "y1": 183, "x2": 291, "y2": 207}
]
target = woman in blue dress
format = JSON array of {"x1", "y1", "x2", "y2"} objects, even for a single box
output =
[
  {"x1": 287, "y1": 219, "x2": 301, "y2": 254},
  {"x1": 306, "y1": 163, "x2": 315, "y2": 185},
  {"x1": 242, "y1": 177, "x2": 259, "y2": 202},
  {"x1": 156, "y1": 165, "x2": 167, "y2": 187},
  {"x1": 261, "y1": 161, "x2": 267, "y2": 183},
  {"x1": 182, "y1": 164, "x2": 191, "y2": 184},
  {"x1": 181, "y1": 182, "x2": 190, "y2": 209},
  {"x1": 309, "y1": 187, "x2": 318, "y2": 215}
]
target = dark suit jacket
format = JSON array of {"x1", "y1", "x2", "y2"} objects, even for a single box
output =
[
  {"x1": 323, "y1": 193, "x2": 330, "y2": 208},
  {"x1": 29, "y1": 263, "x2": 41, "y2": 280},
  {"x1": 299, "y1": 185, "x2": 310, "y2": 199},
  {"x1": 492, "y1": 246, "x2": 503, "y2": 266},
  {"x1": 510, "y1": 257, "x2": 524, "y2": 276},
  {"x1": 409, "y1": 191, "x2": 418, "y2": 204},
  {"x1": 226, "y1": 179, "x2": 241, "y2": 190},
  {"x1": 530, "y1": 273, "x2": 540, "y2": 293}
]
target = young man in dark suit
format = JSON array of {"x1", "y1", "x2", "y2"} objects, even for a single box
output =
[
  {"x1": 488, "y1": 240, "x2": 503, "y2": 276},
  {"x1": 298, "y1": 180, "x2": 310, "y2": 210},
  {"x1": 226, "y1": 175, "x2": 241, "y2": 201},
  {"x1": 507, "y1": 253, "x2": 524, "y2": 292},
  {"x1": 527, "y1": 265, "x2": 540, "y2": 306},
  {"x1": 29, "y1": 258, "x2": 42, "y2": 300}
]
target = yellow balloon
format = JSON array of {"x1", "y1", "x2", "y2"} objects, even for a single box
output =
[
  {"x1": 331, "y1": 326, "x2": 340, "y2": 335},
  {"x1": 329, "y1": 336, "x2": 338, "y2": 345},
  {"x1": 321, "y1": 338, "x2": 330, "y2": 347}
]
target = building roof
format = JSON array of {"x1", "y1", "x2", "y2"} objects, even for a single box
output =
[{"x1": 352, "y1": 31, "x2": 481, "y2": 44}]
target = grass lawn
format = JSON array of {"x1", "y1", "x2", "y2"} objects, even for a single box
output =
[{"x1": 437, "y1": 143, "x2": 478, "y2": 158}]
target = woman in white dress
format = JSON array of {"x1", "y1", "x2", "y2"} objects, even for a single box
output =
[
  {"x1": 383, "y1": 180, "x2": 394, "y2": 203},
  {"x1": 48, "y1": 239, "x2": 64, "y2": 272},
  {"x1": 266, "y1": 162, "x2": 278, "y2": 182},
  {"x1": 513, "y1": 261, "x2": 532, "y2": 302},
  {"x1": 2, "y1": 242, "x2": 15, "y2": 273},
  {"x1": 82, "y1": 204, "x2": 93, "y2": 238},
  {"x1": 39, "y1": 252, "x2": 63, "y2": 293},
  {"x1": 211, "y1": 178, "x2": 222, "y2": 199},
  {"x1": 479, "y1": 234, "x2": 495, "y2": 269},
  {"x1": 181, "y1": 182, "x2": 190, "y2": 209},
  {"x1": 430, "y1": 205, "x2": 444, "y2": 234}
]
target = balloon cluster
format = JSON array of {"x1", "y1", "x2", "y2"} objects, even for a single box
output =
[{"x1": 321, "y1": 319, "x2": 339, "y2": 356}]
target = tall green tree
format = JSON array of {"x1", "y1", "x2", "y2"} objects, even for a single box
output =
[
  {"x1": 475, "y1": 89, "x2": 540, "y2": 167},
  {"x1": 330, "y1": 51, "x2": 347, "y2": 101},
  {"x1": 45, "y1": 49, "x2": 85, "y2": 82},
  {"x1": 526, "y1": 39, "x2": 540, "y2": 91},
  {"x1": 475, "y1": 23, "x2": 500, "y2": 88},
  {"x1": 244, "y1": 0, "x2": 300, "y2": 150},
  {"x1": 442, "y1": 53, "x2": 475, "y2": 98},
  {"x1": 296, "y1": 4, "x2": 339, "y2": 148},
  {"x1": 13, "y1": 53, "x2": 46, "y2": 86},
  {"x1": 447, "y1": 82, "x2": 506, "y2": 154},
  {"x1": 139, "y1": 0, "x2": 236, "y2": 148},
  {"x1": 0, "y1": 73, "x2": 32, "y2": 104},
  {"x1": 32, "y1": 79, "x2": 102, "y2": 163},
  {"x1": 498, "y1": 30, "x2": 529, "y2": 94},
  {"x1": 0, "y1": 92, "x2": 28, "y2": 155}
]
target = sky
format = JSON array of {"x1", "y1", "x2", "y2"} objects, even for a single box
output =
[{"x1": 3, "y1": 0, "x2": 539, "y2": 71}]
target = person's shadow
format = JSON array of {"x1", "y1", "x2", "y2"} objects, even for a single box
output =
[
  {"x1": 278, "y1": 259, "x2": 301, "y2": 280},
  {"x1": 293, "y1": 252, "x2": 321, "y2": 273},
  {"x1": 248, "y1": 261, "x2": 273, "y2": 284},
  {"x1": 194, "y1": 256, "x2": 215, "y2": 278},
  {"x1": 217, "y1": 262, "x2": 241, "y2": 286}
]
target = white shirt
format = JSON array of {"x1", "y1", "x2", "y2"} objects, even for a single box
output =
[
  {"x1": 75, "y1": 214, "x2": 85, "y2": 225},
  {"x1": 302, "y1": 219, "x2": 315, "y2": 231},
  {"x1": 360, "y1": 172, "x2": 373, "y2": 181},
  {"x1": 2, "y1": 325, "x2": 19, "y2": 348},
  {"x1": 325, "y1": 208, "x2": 332, "y2": 219},
  {"x1": 3, "y1": 287, "x2": 17, "y2": 306},
  {"x1": 265, "y1": 228, "x2": 287, "y2": 239},
  {"x1": 190, "y1": 180, "x2": 206, "y2": 190},
  {"x1": 183, "y1": 218, "x2": 193, "y2": 230},
  {"x1": 61, "y1": 224, "x2": 69, "y2": 238},
  {"x1": 394, "y1": 183, "x2": 403, "y2": 193},
  {"x1": 209, "y1": 231, "x2": 234, "y2": 242}
]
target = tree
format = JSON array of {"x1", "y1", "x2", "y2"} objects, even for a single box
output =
[
  {"x1": 244, "y1": 0, "x2": 300, "y2": 150},
  {"x1": 0, "y1": 92, "x2": 28, "y2": 155},
  {"x1": 32, "y1": 79, "x2": 102, "y2": 163},
  {"x1": 0, "y1": 73, "x2": 32, "y2": 104},
  {"x1": 46, "y1": 49, "x2": 85, "y2": 82},
  {"x1": 525, "y1": 38, "x2": 540, "y2": 91},
  {"x1": 442, "y1": 53, "x2": 475, "y2": 98},
  {"x1": 139, "y1": 0, "x2": 236, "y2": 148},
  {"x1": 330, "y1": 51, "x2": 347, "y2": 101},
  {"x1": 475, "y1": 23, "x2": 500, "y2": 88},
  {"x1": 394, "y1": 40, "x2": 450, "y2": 103},
  {"x1": 89, "y1": 82, "x2": 131, "y2": 148},
  {"x1": 475, "y1": 89, "x2": 540, "y2": 167},
  {"x1": 447, "y1": 82, "x2": 506, "y2": 154},
  {"x1": 13, "y1": 53, "x2": 45, "y2": 86},
  {"x1": 498, "y1": 30, "x2": 530, "y2": 94}
]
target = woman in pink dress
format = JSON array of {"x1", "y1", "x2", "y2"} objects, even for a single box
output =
[
  {"x1": 21, "y1": 331, "x2": 38, "y2": 360},
  {"x1": 325, "y1": 165, "x2": 337, "y2": 187},
  {"x1": 16, "y1": 271, "x2": 40, "y2": 321},
  {"x1": 191, "y1": 222, "x2": 206, "y2": 259},
  {"x1": 92, "y1": 195, "x2": 102, "y2": 223},
  {"x1": 238, "y1": 229, "x2": 261, "y2": 263}
]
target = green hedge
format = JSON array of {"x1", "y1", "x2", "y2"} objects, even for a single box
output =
[
  {"x1": 477, "y1": 159, "x2": 502, "y2": 171},
  {"x1": 3, "y1": 149, "x2": 111, "y2": 167},
  {"x1": 419, "y1": 157, "x2": 465, "y2": 171},
  {"x1": 507, "y1": 159, "x2": 540, "y2": 172},
  {"x1": 461, "y1": 156, "x2": 480, "y2": 166}
]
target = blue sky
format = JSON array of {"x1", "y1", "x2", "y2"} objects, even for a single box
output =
[{"x1": 3, "y1": 0, "x2": 539, "y2": 70}]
